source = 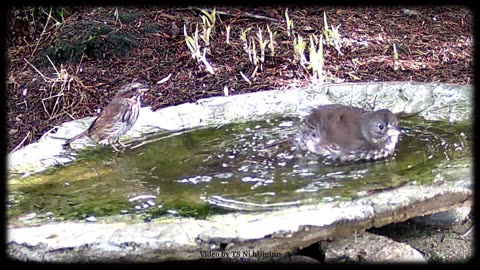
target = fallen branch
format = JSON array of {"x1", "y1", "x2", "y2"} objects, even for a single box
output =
[
  {"x1": 24, "y1": 58, "x2": 51, "y2": 81},
  {"x1": 191, "y1": 7, "x2": 280, "y2": 22},
  {"x1": 39, "y1": 126, "x2": 60, "y2": 141}
]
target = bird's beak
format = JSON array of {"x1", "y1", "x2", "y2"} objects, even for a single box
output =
[
  {"x1": 135, "y1": 86, "x2": 149, "y2": 96},
  {"x1": 137, "y1": 86, "x2": 149, "y2": 93},
  {"x1": 387, "y1": 127, "x2": 401, "y2": 137}
]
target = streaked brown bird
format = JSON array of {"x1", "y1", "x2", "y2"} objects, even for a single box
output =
[
  {"x1": 297, "y1": 104, "x2": 401, "y2": 162},
  {"x1": 65, "y1": 82, "x2": 149, "y2": 151}
]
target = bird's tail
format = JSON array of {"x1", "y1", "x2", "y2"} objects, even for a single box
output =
[{"x1": 63, "y1": 132, "x2": 87, "y2": 146}]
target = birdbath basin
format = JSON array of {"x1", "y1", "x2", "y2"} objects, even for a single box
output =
[{"x1": 7, "y1": 82, "x2": 472, "y2": 262}]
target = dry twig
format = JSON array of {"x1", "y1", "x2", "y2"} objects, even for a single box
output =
[{"x1": 10, "y1": 131, "x2": 30, "y2": 154}]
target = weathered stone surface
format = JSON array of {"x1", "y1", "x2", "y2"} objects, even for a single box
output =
[
  {"x1": 7, "y1": 182, "x2": 471, "y2": 262},
  {"x1": 412, "y1": 180, "x2": 472, "y2": 227},
  {"x1": 412, "y1": 206, "x2": 471, "y2": 227},
  {"x1": 276, "y1": 255, "x2": 321, "y2": 264},
  {"x1": 322, "y1": 232, "x2": 426, "y2": 263}
]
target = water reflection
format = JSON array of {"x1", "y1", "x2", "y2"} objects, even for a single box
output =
[{"x1": 8, "y1": 116, "x2": 472, "y2": 222}]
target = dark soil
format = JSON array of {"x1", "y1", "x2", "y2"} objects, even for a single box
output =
[
  {"x1": 368, "y1": 212, "x2": 474, "y2": 263},
  {"x1": 6, "y1": 6, "x2": 473, "y2": 153}
]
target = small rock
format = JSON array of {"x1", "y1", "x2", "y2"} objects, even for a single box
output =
[
  {"x1": 321, "y1": 232, "x2": 426, "y2": 263},
  {"x1": 412, "y1": 206, "x2": 471, "y2": 227},
  {"x1": 170, "y1": 21, "x2": 180, "y2": 38},
  {"x1": 166, "y1": 210, "x2": 178, "y2": 215},
  {"x1": 401, "y1": 9, "x2": 421, "y2": 16},
  {"x1": 85, "y1": 216, "x2": 97, "y2": 222},
  {"x1": 276, "y1": 255, "x2": 320, "y2": 263}
]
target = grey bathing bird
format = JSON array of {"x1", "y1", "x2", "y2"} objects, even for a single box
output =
[{"x1": 297, "y1": 104, "x2": 401, "y2": 162}]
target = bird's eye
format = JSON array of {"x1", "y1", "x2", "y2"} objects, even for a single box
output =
[{"x1": 378, "y1": 123, "x2": 384, "y2": 130}]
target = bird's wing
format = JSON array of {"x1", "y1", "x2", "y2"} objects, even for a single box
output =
[
  {"x1": 87, "y1": 98, "x2": 130, "y2": 136},
  {"x1": 325, "y1": 106, "x2": 367, "y2": 148}
]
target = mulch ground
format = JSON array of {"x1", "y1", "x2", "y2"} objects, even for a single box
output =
[{"x1": 6, "y1": 6, "x2": 473, "y2": 153}]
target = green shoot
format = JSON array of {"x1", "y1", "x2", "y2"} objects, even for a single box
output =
[
  {"x1": 200, "y1": 7, "x2": 217, "y2": 28},
  {"x1": 285, "y1": 9, "x2": 294, "y2": 37},
  {"x1": 323, "y1": 12, "x2": 329, "y2": 41},
  {"x1": 113, "y1": 8, "x2": 121, "y2": 25},
  {"x1": 250, "y1": 36, "x2": 258, "y2": 66},
  {"x1": 393, "y1": 43, "x2": 399, "y2": 70},
  {"x1": 307, "y1": 35, "x2": 324, "y2": 83},
  {"x1": 330, "y1": 24, "x2": 343, "y2": 55},
  {"x1": 184, "y1": 24, "x2": 215, "y2": 74},
  {"x1": 256, "y1": 27, "x2": 269, "y2": 63},
  {"x1": 200, "y1": 23, "x2": 212, "y2": 47},
  {"x1": 56, "y1": 8, "x2": 65, "y2": 23},
  {"x1": 267, "y1": 24, "x2": 276, "y2": 57},
  {"x1": 240, "y1": 27, "x2": 252, "y2": 54},
  {"x1": 225, "y1": 25, "x2": 231, "y2": 45},
  {"x1": 322, "y1": 12, "x2": 343, "y2": 54},
  {"x1": 393, "y1": 43, "x2": 398, "y2": 60},
  {"x1": 293, "y1": 34, "x2": 307, "y2": 66}
]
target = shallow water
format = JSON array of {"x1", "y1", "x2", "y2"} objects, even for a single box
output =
[{"x1": 8, "y1": 116, "x2": 472, "y2": 224}]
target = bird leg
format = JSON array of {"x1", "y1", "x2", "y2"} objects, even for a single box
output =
[
  {"x1": 110, "y1": 143, "x2": 121, "y2": 152},
  {"x1": 117, "y1": 140, "x2": 127, "y2": 148},
  {"x1": 110, "y1": 140, "x2": 127, "y2": 153}
]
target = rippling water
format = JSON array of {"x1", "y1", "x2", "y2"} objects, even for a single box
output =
[{"x1": 8, "y1": 116, "x2": 472, "y2": 224}]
